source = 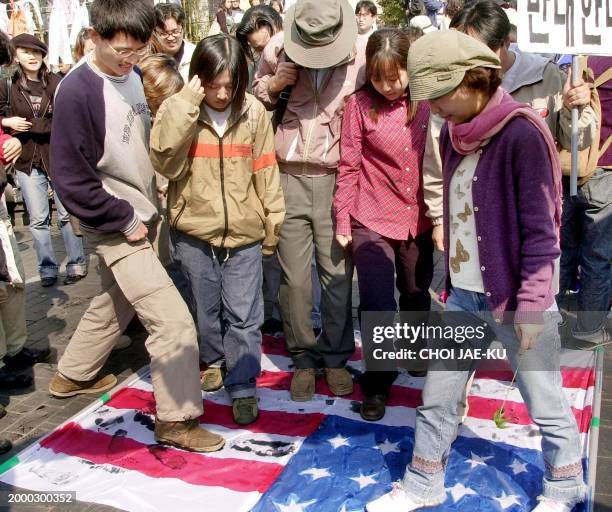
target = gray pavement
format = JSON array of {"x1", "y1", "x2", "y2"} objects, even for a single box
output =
[{"x1": 0, "y1": 219, "x2": 608, "y2": 511}]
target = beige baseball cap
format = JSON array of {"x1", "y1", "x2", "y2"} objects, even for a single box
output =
[{"x1": 407, "y1": 30, "x2": 501, "y2": 101}]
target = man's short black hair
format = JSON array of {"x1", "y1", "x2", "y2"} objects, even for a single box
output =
[
  {"x1": 90, "y1": 0, "x2": 155, "y2": 43},
  {"x1": 355, "y1": 0, "x2": 377, "y2": 15},
  {"x1": 155, "y1": 3, "x2": 186, "y2": 29},
  {"x1": 236, "y1": 5, "x2": 283, "y2": 60}
]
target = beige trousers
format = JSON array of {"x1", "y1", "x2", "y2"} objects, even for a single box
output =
[
  {"x1": 0, "y1": 198, "x2": 27, "y2": 368},
  {"x1": 58, "y1": 230, "x2": 203, "y2": 422}
]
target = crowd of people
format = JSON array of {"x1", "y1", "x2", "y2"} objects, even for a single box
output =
[{"x1": 0, "y1": 0, "x2": 609, "y2": 510}]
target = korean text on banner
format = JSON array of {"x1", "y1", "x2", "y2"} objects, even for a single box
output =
[{"x1": 517, "y1": 0, "x2": 612, "y2": 55}]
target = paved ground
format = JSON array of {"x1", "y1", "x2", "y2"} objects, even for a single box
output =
[{"x1": 0, "y1": 216, "x2": 608, "y2": 511}]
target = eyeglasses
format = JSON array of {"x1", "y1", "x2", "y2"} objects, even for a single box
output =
[
  {"x1": 104, "y1": 39, "x2": 149, "y2": 59},
  {"x1": 155, "y1": 27, "x2": 184, "y2": 39},
  {"x1": 356, "y1": 12, "x2": 374, "y2": 18}
]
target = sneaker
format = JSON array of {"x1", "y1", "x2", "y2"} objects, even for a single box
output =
[
  {"x1": 154, "y1": 418, "x2": 225, "y2": 452},
  {"x1": 232, "y1": 397, "x2": 259, "y2": 425},
  {"x1": 113, "y1": 335, "x2": 132, "y2": 351},
  {"x1": 63, "y1": 274, "x2": 86, "y2": 286},
  {"x1": 4, "y1": 347, "x2": 51, "y2": 370},
  {"x1": 290, "y1": 368, "x2": 316, "y2": 401},
  {"x1": 49, "y1": 372, "x2": 117, "y2": 398},
  {"x1": 40, "y1": 277, "x2": 57, "y2": 287},
  {"x1": 324, "y1": 367, "x2": 353, "y2": 396},
  {"x1": 367, "y1": 483, "x2": 445, "y2": 512},
  {"x1": 200, "y1": 366, "x2": 225, "y2": 392},
  {"x1": 532, "y1": 497, "x2": 574, "y2": 511}
]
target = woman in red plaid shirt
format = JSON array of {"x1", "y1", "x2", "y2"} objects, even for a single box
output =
[{"x1": 334, "y1": 28, "x2": 442, "y2": 422}]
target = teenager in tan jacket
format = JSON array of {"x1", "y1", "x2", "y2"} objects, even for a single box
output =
[{"x1": 150, "y1": 34, "x2": 284, "y2": 426}]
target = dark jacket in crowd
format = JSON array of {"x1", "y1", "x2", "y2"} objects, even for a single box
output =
[{"x1": 0, "y1": 72, "x2": 62, "y2": 175}]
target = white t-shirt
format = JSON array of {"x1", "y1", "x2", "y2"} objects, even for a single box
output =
[{"x1": 204, "y1": 105, "x2": 231, "y2": 138}]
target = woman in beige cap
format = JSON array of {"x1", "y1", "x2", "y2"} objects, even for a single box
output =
[{"x1": 367, "y1": 29, "x2": 585, "y2": 512}]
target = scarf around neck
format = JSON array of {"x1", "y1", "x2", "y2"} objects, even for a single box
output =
[{"x1": 447, "y1": 87, "x2": 562, "y2": 230}]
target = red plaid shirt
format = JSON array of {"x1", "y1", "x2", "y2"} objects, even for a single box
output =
[{"x1": 335, "y1": 89, "x2": 432, "y2": 240}]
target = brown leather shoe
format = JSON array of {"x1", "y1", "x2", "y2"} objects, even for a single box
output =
[
  {"x1": 324, "y1": 367, "x2": 353, "y2": 396},
  {"x1": 200, "y1": 367, "x2": 225, "y2": 392},
  {"x1": 49, "y1": 372, "x2": 117, "y2": 398},
  {"x1": 360, "y1": 395, "x2": 387, "y2": 421},
  {"x1": 290, "y1": 368, "x2": 316, "y2": 402},
  {"x1": 154, "y1": 418, "x2": 225, "y2": 452}
]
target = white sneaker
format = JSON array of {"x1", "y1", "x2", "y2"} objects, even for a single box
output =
[
  {"x1": 532, "y1": 497, "x2": 574, "y2": 512},
  {"x1": 366, "y1": 483, "x2": 444, "y2": 512},
  {"x1": 113, "y1": 335, "x2": 132, "y2": 351}
]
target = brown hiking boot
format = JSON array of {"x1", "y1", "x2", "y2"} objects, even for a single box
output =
[
  {"x1": 200, "y1": 366, "x2": 225, "y2": 392},
  {"x1": 290, "y1": 368, "x2": 316, "y2": 402},
  {"x1": 154, "y1": 418, "x2": 225, "y2": 452},
  {"x1": 232, "y1": 397, "x2": 259, "y2": 425},
  {"x1": 325, "y1": 367, "x2": 353, "y2": 396},
  {"x1": 49, "y1": 372, "x2": 117, "y2": 398}
]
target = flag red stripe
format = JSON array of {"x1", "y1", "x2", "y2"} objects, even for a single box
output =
[
  {"x1": 40, "y1": 422, "x2": 282, "y2": 493},
  {"x1": 107, "y1": 387, "x2": 324, "y2": 438},
  {"x1": 256, "y1": 371, "x2": 591, "y2": 432}
]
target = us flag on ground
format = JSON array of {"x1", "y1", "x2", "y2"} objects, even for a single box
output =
[{"x1": 0, "y1": 334, "x2": 599, "y2": 511}]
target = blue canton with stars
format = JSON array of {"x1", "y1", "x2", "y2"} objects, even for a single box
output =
[{"x1": 251, "y1": 415, "x2": 588, "y2": 512}]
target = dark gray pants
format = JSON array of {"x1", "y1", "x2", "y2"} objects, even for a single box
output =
[{"x1": 278, "y1": 172, "x2": 354, "y2": 369}]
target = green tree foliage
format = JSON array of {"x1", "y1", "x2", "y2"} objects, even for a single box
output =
[{"x1": 378, "y1": 0, "x2": 407, "y2": 27}]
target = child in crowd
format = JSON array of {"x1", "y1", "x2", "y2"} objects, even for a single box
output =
[
  {"x1": 367, "y1": 30, "x2": 586, "y2": 512},
  {"x1": 74, "y1": 27, "x2": 95, "y2": 62},
  {"x1": 334, "y1": 28, "x2": 440, "y2": 422},
  {"x1": 49, "y1": 0, "x2": 223, "y2": 453},
  {"x1": 150, "y1": 34, "x2": 285, "y2": 426},
  {"x1": 0, "y1": 34, "x2": 87, "y2": 287},
  {"x1": 140, "y1": 53, "x2": 183, "y2": 267}
]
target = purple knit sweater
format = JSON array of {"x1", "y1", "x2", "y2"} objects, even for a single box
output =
[{"x1": 440, "y1": 116, "x2": 560, "y2": 323}]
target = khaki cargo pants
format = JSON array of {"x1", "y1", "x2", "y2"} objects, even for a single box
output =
[{"x1": 58, "y1": 229, "x2": 203, "y2": 422}]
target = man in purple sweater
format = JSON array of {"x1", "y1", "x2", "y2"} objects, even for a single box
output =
[{"x1": 47, "y1": 0, "x2": 224, "y2": 453}]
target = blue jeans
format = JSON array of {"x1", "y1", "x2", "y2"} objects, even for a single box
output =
[
  {"x1": 170, "y1": 230, "x2": 263, "y2": 399},
  {"x1": 17, "y1": 168, "x2": 86, "y2": 279},
  {"x1": 558, "y1": 169, "x2": 611, "y2": 341},
  {"x1": 402, "y1": 288, "x2": 586, "y2": 505}
]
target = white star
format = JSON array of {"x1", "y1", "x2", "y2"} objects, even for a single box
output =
[
  {"x1": 448, "y1": 482, "x2": 477, "y2": 503},
  {"x1": 276, "y1": 498, "x2": 317, "y2": 512},
  {"x1": 493, "y1": 491, "x2": 521, "y2": 509},
  {"x1": 300, "y1": 467, "x2": 331, "y2": 480},
  {"x1": 509, "y1": 459, "x2": 528, "y2": 475},
  {"x1": 378, "y1": 439, "x2": 401, "y2": 455},
  {"x1": 350, "y1": 473, "x2": 377, "y2": 489},
  {"x1": 328, "y1": 434, "x2": 349, "y2": 449},
  {"x1": 466, "y1": 451, "x2": 493, "y2": 469}
]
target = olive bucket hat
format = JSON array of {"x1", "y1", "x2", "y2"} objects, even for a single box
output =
[
  {"x1": 283, "y1": 0, "x2": 358, "y2": 69},
  {"x1": 407, "y1": 30, "x2": 501, "y2": 101}
]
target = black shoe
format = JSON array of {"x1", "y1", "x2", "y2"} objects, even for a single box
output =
[
  {"x1": 0, "y1": 404, "x2": 6, "y2": 419},
  {"x1": 0, "y1": 367, "x2": 32, "y2": 389},
  {"x1": 262, "y1": 318, "x2": 283, "y2": 336},
  {"x1": 408, "y1": 370, "x2": 428, "y2": 377},
  {"x1": 4, "y1": 347, "x2": 51, "y2": 370},
  {"x1": 63, "y1": 274, "x2": 86, "y2": 285},
  {"x1": 40, "y1": 276, "x2": 57, "y2": 287},
  {"x1": 0, "y1": 438, "x2": 12, "y2": 455},
  {"x1": 360, "y1": 394, "x2": 387, "y2": 422}
]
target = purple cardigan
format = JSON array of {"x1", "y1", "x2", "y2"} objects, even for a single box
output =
[{"x1": 440, "y1": 116, "x2": 560, "y2": 323}]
